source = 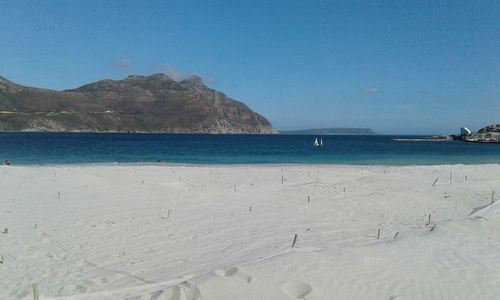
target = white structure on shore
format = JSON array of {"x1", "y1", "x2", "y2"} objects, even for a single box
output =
[{"x1": 460, "y1": 127, "x2": 471, "y2": 136}]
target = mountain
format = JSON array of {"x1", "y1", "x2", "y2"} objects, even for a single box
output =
[
  {"x1": 0, "y1": 74, "x2": 276, "y2": 134},
  {"x1": 281, "y1": 128, "x2": 377, "y2": 135}
]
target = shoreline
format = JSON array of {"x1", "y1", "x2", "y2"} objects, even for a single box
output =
[
  {"x1": 2, "y1": 162, "x2": 500, "y2": 168},
  {"x1": 3, "y1": 161, "x2": 500, "y2": 168}
]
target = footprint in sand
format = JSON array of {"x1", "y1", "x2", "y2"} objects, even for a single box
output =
[
  {"x1": 214, "y1": 266, "x2": 253, "y2": 283},
  {"x1": 280, "y1": 281, "x2": 312, "y2": 299},
  {"x1": 57, "y1": 283, "x2": 88, "y2": 295},
  {"x1": 150, "y1": 282, "x2": 202, "y2": 300}
]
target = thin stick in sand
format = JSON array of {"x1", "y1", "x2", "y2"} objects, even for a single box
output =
[
  {"x1": 491, "y1": 190, "x2": 495, "y2": 204},
  {"x1": 291, "y1": 234, "x2": 298, "y2": 248},
  {"x1": 377, "y1": 228, "x2": 381, "y2": 239},
  {"x1": 32, "y1": 284, "x2": 39, "y2": 300},
  {"x1": 393, "y1": 232, "x2": 399, "y2": 240},
  {"x1": 307, "y1": 195, "x2": 310, "y2": 203},
  {"x1": 427, "y1": 214, "x2": 431, "y2": 225},
  {"x1": 432, "y1": 178, "x2": 439, "y2": 187}
]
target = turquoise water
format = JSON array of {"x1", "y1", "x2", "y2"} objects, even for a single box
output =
[{"x1": 1, "y1": 132, "x2": 500, "y2": 165}]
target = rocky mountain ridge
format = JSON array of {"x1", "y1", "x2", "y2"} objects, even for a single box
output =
[
  {"x1": 477, "y1": 124, "x2": 500, "y2": 134},
  {"x1": 0, "y1": 74, "x2": 276, "y2": 134}
]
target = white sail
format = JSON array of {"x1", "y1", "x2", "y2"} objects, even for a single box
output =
[
  {"x1": 320, "y1": 138, "x2": 323, "y2": 147},
  {"x1": 314, "y1": 138, "x2": 319, "y2": 147}
]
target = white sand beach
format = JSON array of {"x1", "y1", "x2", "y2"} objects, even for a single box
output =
[{"x1": 1, "y1": 164, "x2": 500, "y2": 300}]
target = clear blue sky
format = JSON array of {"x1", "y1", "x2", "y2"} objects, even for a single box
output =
[{"x1": 1, "y1": 1, "x2": 498, "y2": 134}]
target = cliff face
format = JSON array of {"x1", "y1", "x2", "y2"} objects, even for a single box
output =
[{"x1": 0, "y1": 74, "x2": 277, "y2": 134}]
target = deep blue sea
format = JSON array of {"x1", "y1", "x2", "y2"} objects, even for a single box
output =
[{"x1": 1, "y1": 132, "x2": 500, "y2": 165}]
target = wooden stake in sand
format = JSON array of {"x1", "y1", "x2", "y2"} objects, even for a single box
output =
[
  {"x1": 0, "y1": 254, "x2": 4, "y2": 264},
  {"x1": 432, "y1": 178, "x2": 439, "y2": 187},
  {"x1": 430, "y1": 224, "x2": 436, "y2": 232},
  {"x1": 491, "y1": 190, "x2": 495, "y2": 204},
  {"x1": 343, "y1": 187, "x2": 346, "y2": 198},
  {"x1": 167, "y1": 209, "x2": 171, "y2": 219},
  {"x1": 427, "y1": 214, "x2": 431, "y2": 225},
  {"x1": 307, "y1": 195, "x2": 310, "y2": 203},
  {"x1": 249, "y1": 206, "x2": 252, "y2": 212},
  {"x1": 465, "y1": 176, "x2": 467, "y2": 182},
  {"x1": 32, "y1": 284, "x2": 39, "y2": 300},
  {"x1": 234, "y1": 183, "x2": 237, "y2": 192},
  {"x1": 281, "y1": 176, "x2": 284, "y2": 185},
  {"x1": 291, "y1": 234, "x2": 298, "y2": 248},
  {"x1": 393, "y1": 232, "x2": 399, "y2": 240},
  {"x1": 377, "y1": 228, "x2": 381, "y2": 239}
]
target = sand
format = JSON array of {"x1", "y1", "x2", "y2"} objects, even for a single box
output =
[{"x1": 1, "y1": 164, "x2": 499, "y2": 299}]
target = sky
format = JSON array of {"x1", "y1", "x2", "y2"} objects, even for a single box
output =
[{"x1": 0, "y1": 0, "x2": 498, "y2": 134}]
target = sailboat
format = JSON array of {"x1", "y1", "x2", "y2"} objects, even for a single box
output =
[
  {"x1": 320, "y1": 138, "x2": 323, "y2": 147},
  {"x1": 313, "y1": 138, "x2": 320, "y2": 147}
]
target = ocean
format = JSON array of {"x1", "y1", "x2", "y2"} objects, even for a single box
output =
[{"x1": 1, "y1": 132, "x2": 500, "y2": 165}]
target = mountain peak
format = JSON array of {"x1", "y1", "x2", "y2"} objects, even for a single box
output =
[
  {"x1": 124, "y1": 73, "x2": 174, "y2": 82},
  {"x1": 180, "y1": 75, "x2": 205, "y2": 87},
  {"x1": 147, "y1": 73, "x2": 174, "y2": 81}
]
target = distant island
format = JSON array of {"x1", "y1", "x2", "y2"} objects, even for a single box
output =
[
  {"x1": 0, "y1": 74, "x2": 276, "y2": 134},
  {"x1": 460, "y1": 124, "x2": 500, "y2": 144},
  {"x1": 281, "y1": 128, "x2": 377, "y2": 135}
]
